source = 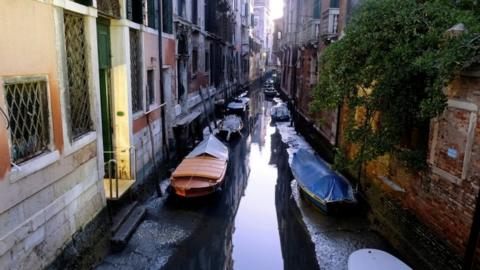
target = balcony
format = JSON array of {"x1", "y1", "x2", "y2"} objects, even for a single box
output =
[
  {"x1": 321, "y1": 8, "x2": 340, "y2": 41},
  {"x1": 300, "y1": 19, "x2": 321, "y2": 44}
]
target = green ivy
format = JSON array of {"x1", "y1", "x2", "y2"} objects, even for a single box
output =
[{"x1": 311, "y1": 0, "x2": 480, "y2": 172}]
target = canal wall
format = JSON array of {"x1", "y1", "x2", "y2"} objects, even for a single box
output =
[{"x1": 277, "y1": 86, "x2": 478, "y2": 269}]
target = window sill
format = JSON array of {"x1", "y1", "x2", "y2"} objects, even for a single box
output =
[
  {"x1": 145, "y1": 103, "x2": 163, "y2": 114},
  {"x1": 63, "y1": 131, "x2": 97, "y2": 157},
  {"x1": 9, "y1": 150, "x2": 60, "y2": 184},
  {"x1": 133, "y1": 110, "x2": 145, "y2": 120}
]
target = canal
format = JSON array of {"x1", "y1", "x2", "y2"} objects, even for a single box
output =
[
  {"x1": 93, "y1": 84, "x2": 390, "y2": 270},
  {"x1": 160, "y1": 87, "x2": 319, "y2": 270}
]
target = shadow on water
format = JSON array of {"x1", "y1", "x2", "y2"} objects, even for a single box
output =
[{"x1": 272, "y1": 128, "x2": 320, "y2": 270}]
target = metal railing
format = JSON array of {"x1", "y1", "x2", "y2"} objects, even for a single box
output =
[
  {"x1": 300, "y1": 19, "x2": 321, "y2": 44},
  {"x1": 104, "y1": 147, "x2": 137, "y2": 199},
  {"x1": 321, "y1": 8, "x2": 340, "y2": 41}
]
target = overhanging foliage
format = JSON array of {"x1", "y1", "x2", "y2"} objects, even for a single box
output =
[{"x1": 311, "y1": 0, "x2": 480, "y2": 171}]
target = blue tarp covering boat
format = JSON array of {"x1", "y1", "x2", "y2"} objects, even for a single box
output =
[{"x1": 291, "y1": 149, "x2": 356, "y2": 213}]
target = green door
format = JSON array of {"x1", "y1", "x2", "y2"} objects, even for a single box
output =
[{"x1": 97, "y1": 19, "x2": 113, "y2": 167}]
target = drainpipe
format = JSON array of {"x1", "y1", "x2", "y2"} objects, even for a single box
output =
[
  {"x1": 463, "y1": 189, "x2": 480, "y2": 270},
  {"x1": 158, "y1": 0, "x2": 169, "y2": 158},
  {"x1": 157, "y1": 0, "x2": 168, "y2": 196}
]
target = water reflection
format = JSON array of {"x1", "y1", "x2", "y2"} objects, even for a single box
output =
[{"x1": 231, "y1": 107, "x2": 283, "y2": 270}]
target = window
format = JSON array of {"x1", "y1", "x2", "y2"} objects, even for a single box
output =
[
  {"x1": 429, "y1": 101, "x2": 478, "y2": 182},
  {"x1": 127, "y1": 0, "x2": 143, "y2": 24},
  {"x1": 313, "y1": 0, "x2": 321, "y2": 19},
  {"x1": 3, "y1": 77, "x2": 50, "y2": 163},
  {"x1": 192, "y1": 49, "x2": 198, "y2": 74},
  {"x1": 205, "y1": 51, "x2": 210, "y2": 72},
  {"x1": 177, "y1": 0, "x2": 186, "y2": 17},
  {"x1": 64, "y1": 12, "x2": 93, "y2": 139},
  {"x1": 163, "y1": 0, "x2": 173, "y2": 33},
  {"x1": 74, "y1": 0, "x2": 92, "y2": 5},
  {"x1": 330, "y1": 0, "x2": 340, "y2": 8},
  {"x1": 146, "y1": 69, "x2": 155, "y2": 107},
  {"x1": 147, "y1": 0, "x2": 158, "y2": 29},
  {"x1": 130, "y1": 29, "x2": 143, "y2": 112},
  {"x1": 192, "y1": 0, "x2": 198, "y2": 24}
]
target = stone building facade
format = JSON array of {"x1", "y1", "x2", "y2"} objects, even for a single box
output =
[{"x1": 0, "y1": 1, "x2": 106, "y2": 268}]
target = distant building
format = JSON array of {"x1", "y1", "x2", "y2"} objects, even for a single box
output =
[{"x1": 253, "y1": 0, "x2": 273, "y2": 72}]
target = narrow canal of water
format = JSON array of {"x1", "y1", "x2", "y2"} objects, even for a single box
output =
[
  {"x1": 160, "y1": 88, "x2": 319, "y2": 270},
  {"x1": 231, "y1": 106, "x2": 283, "y2": 269}
]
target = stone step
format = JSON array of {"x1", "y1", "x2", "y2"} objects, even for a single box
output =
[
  {"x1": 110, "y1": 206, "x2": 146, "y2": 251},
  {"x1": 111, "y1": 201, "x2": 139, "y2": 234}
]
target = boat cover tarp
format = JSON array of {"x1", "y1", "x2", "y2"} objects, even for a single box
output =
[
  {"x1": 172, "y1": 157, "x2": 226, "y2": 179},
  {"x1": 227, "y1": 101, "x2": 245, "y2": 110},
  {"x1": 271, "y1": 104, "x2": 290, "y2": 119},
  {"x1": 186, "y1": 135, "x2": 229, "y2": 160},
  {"x1": 291, "y1": 149, "x2": 355, "y2": 203},
  {"x1": 221, "y1": 115, "x2": 243, "y2": 132}
]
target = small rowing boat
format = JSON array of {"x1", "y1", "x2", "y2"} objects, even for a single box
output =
[
  {"x1": 219, "y1": 114, "x2": 244, "y2": 141},
  {"x1": 170, "y1": 135, "x2": 229, "y2": 198},
  {"x1": 227, "y1": 98, "x2": 248, "y2": 114},
  {"x1": 270, "y1": 103, "x2": 290, "y2": 121}
]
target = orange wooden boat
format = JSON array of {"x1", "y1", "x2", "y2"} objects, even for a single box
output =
[{"x1": 171, "y1": 135, "x2": 229, "y2": 198}]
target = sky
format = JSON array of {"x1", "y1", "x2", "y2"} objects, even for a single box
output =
[{"x1": 270, "y1": 0, "x2": 284, "y2": 19}]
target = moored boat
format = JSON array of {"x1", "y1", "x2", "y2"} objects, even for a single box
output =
[
  {"x1": 290, "y1": 149, "x2": 356, "y2": 214},
  {"x1": 170, "y1": 135, "x2": 229, "y2": 198},
  {"x1": 270, "y1": 103, "x2": 290, "y2": 121},
  {"x1": 264, "y1": 87, "x2": 278, "y2": 97},
  {"x1": 219, "y1": 114, "x2": 244, "y2": 141},
  {"x1": 348, "y1": 249, "x2": 412, "y2": 270},
  {"x1": 227, "y1": 98, "x2": 248, "y2": 114}
]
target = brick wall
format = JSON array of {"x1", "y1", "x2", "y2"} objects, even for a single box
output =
[{"x1": 340, "y1": 70, "x2": 480, "y2": 269}]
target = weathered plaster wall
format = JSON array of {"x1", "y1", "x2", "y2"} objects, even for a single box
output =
[
  {"x1": 0, "y1": 0, "x2": 64, "y2": 178},
  {"x1": 0, "y1": 1, "x2": 105, "y2": 269}
]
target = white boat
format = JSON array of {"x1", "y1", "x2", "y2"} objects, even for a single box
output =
[
  {"x1": 227, "y1": 98, "x2": 249, "y2": 113},
  {"x1": 264, "y1": 87, "x2": 278, "y2": 97},
  {"x1": 270, "y1": 103, "x2": 290, "y2": 121},
  {"x1": 348, "y1": 249, "x2": 412, "y2": 270},
  {"x1": 219, "y1": 114, "x2": 243, "y2": 141}
]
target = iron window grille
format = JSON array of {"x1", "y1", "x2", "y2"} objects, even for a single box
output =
[
  {"x1": 130, "y1": 29, "x2": 143, "y2": 113},
  {"x1": 64, "y1": 12, "x2": 94, "y2": 140},
  {"x1": 3, "y1": 77, "x2": 50, "y2": 164},
  {"x1": 146, "y1": 69, "x2": 155, "y2": 108},
  {"x1": 97, "y1": 0, "x2": 121, "y2": 18}
]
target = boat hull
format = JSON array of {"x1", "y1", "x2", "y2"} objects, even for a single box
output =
[
  {"x1": 171, "y1": 180, "x2": 223, "y2": 198},
  {"x1": 298, "y1": 183, "x2": 329, "y2": 213},
  {"x1": 296, "y1": 178, "x2": 355, "y2": 215},
  {"x1": 271, "y1": 115, "x2": 290, "y2": 122},
  {"x1": 171, "y1": 172, "x2": 226, "y2": 198}
]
